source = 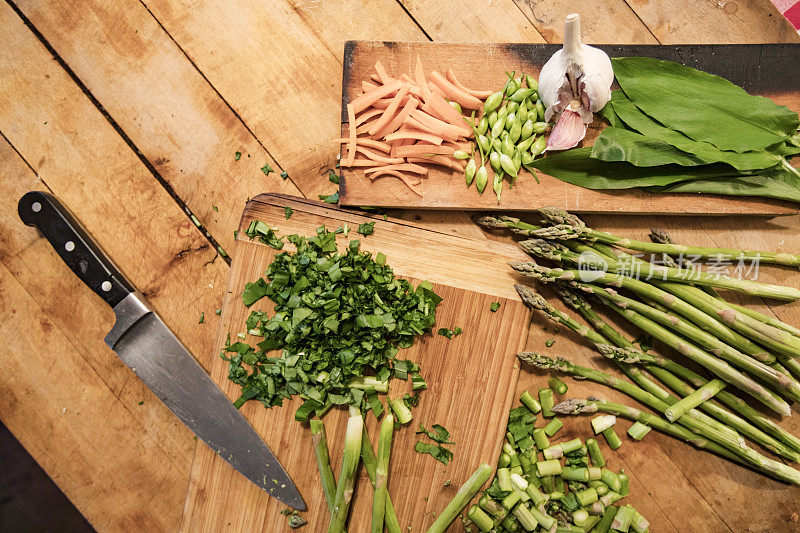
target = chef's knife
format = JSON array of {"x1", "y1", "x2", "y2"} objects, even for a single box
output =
[{"x1": 18, "y1": 191, "x2": 305, "y2": 511}]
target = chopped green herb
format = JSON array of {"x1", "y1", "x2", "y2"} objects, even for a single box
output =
[
  {"x1": 223, "y1": 227, "x2": 441, "y2": 411},
  {"x1": 284, "y1": 206, "x2": 294, "y2": 219},
  {"x1": 438, "y1": 327, "x2": 462, "y2": 339},
  {"x1": 382, "y1": 214, "x2": 388, "y2": 221},
  {"x1": 261, "y1": 163, "x2": 274, "y2": 176},
  {"x1": 234, "y1": 151, "x2": 242, "y2": 161},
  {"x1": 138, "y1": 401, "x2": 144, "y2": 406},
  {"x1": 319, "y1": 192, "x2": 339, "y2": 204},
  {"x1": 490, "y1": 302, "x2": 500, "y2": 312},
  {"x1": 198, "y1": 312, "x2": 204, "y2": 324},
  {"x1": 280, "y1": 171, "x2": 289, "y2": 180},
  {"x1": 414, "y1": 441, "x2": 453, "y2": 465},
  {"x1": 417, "y1": 423, "x2": 454, "y2": 444},
  {"x1": 215, "y1": 309, "x2": 222, "y2": 316},
  {"x1": 327, "y1": 170, "x2": 340, "y2": 184},
  {"x1": 212, "y1": 204, "x2": 218, "y2": 211},
  {"x1": 443, "y1": 480, "x2": 451, "y2": 487},
  {"x1": 357, "y1": 222, "x2": 375, "y2": 236},
  {"x1": 545, "y1": 339, "x2": 556, "y2": 347},
  {"x1": 244, "y1": 220, "x2": 284, "y2": 249}
]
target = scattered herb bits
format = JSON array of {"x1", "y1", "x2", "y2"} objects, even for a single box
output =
[
  {"x1": 357, "y1": 221, "x2": 375, "y2": 236},
  {"x1": 261, "y1": 163, "x2": 273, "y2": 175},
  {"x1": 490, "y1": 302, "x2": 500, "y2": 312},
  {"x1": 234, "y1": 151, "x2": 241, "y2": 161},
  {"x1": 437, "y1": 326, "x2": 463, "y2": 339},
  {"x1": 283, "y1": 206, "x2": 293, "y2": 219}
]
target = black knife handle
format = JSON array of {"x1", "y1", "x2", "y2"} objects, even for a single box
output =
[{"x1": 18, "y1": 191, "x2": 134, "y2": 308}]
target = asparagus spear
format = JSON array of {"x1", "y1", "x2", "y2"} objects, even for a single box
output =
[
  {"x1": 562, "y1": 288, "x2": 800, "y2": 461},
  {"x1": 586, "y1": 284, "x2": 800, "y2": 401},
  {"x1": 372, "y1": 414, "x2": 394, "y2": 533},
  {"x1": 360, "y1": 426, "x2": 401, "y2": 533},
  {"x1": 514, "y1": 282, "x2": 790, "y2": 415},
  {"x1": 519, "y1": 353, "x2": 800, "y2": 484},
  {"x1": 664, "y1": 379, "x2": 726, "y2": 422},
  {"x1": 519, "y1": 237, "x2": 800, "y2": 301},
  {"x1": 425, "y1": 463, "x2": 491, "y2": 533},
  {"x1": 328, "y1": 415, "x2": 363, "y2": 533},
  {"x1": 598, "y1": 345, "x2": 800, "y2": 457},
  {"x1": 532, "y1": 207, "x2": 800, "y2": 266},
  {"x1": 310, "y1": 419, "x2": 338, "y2": 513}
]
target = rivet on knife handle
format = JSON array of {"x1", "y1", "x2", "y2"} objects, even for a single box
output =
[{"x1": 18, "y1": 191, "x2": 134, "y2": 308}]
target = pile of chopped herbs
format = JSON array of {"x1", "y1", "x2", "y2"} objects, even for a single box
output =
[{"x1": 222, "y1": 225, "x2": 441, "y2": 421}]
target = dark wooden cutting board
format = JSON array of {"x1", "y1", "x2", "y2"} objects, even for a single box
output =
[{"x1": 339, "y1": 41, "x2": 800, "y2": 215}]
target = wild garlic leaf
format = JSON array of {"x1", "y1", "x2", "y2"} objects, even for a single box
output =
[
  {"x1": 528, "y1": 148, "x2": 746, "y2": 189},
  {"x1": 612, "y1": 57, "x2": 799, "y2": 153},
  {"x1": 608, "y1": 93, "x2": 780, "y2": 171},
  {"x1": 650, "y1": 164, "x2": 800, "y2": 203},
  {"x1": 592, "y1": 127, "x2": 708, "y2": 167}
]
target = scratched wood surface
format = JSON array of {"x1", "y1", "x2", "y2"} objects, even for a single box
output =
[
  {"x1": 339, "y1": 41, "x2": 800, "y2": 215},
  {"x1": 181, "y1": 194, "x2": 531, "y2": 531},
  {"x1": 2, "y1": 0, "x2": 800, "y2": 531}
]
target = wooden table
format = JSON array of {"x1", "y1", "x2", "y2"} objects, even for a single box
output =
[{"x1": 1, "y1": 1, "x2": 798, "y2": 531}]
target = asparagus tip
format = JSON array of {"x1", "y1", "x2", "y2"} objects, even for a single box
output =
[{"x1": 553, "y1": 398, "x2": 598, "y2": 415}]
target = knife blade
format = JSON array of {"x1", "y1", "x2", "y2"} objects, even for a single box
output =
[{"x1": 18, "y1": 191, "x2": 305, "y2": 511}]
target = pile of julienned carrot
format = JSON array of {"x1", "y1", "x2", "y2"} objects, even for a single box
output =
[{"x1": 338, "y1": 57, "x2": 491, "y2": 196}]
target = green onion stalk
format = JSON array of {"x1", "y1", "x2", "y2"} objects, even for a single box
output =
[
  {"x1": 328, "y1": 414, "x2": 363, "y2": 533},
  {"x1": 371, "y1": 414, "x2": 394, "y2": 533},
  {"x1": 360, "y1": 426, "x2": 401, "y2": 533},
  {"x1": 425, "y1": 463, "x2": 491, "y2": 533},
  {"x1": 310, "y1": 419, "x2": 337, "y2": 513}
]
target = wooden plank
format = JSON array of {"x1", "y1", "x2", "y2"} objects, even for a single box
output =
[
  {"x1": 0, "y1": 262, "x2": 189, "y2": 532},
  {"x1": 0, "y1": 4, "x2": 243, "y2": 528},
  {"x1": 626, "y1": 0, "x2": 800, "y2": 44},
  {"x1": 339, "y1": 41, "x2": 799, "y2": 215},
  {"x1": 510, "y1": 0, "x2": 659, "y2": 44},
  {"x1": 14, "y1": 0, "x2": 303, "y2": 254},
  {"x1": 181, "y1": 194, "x2": 532, "y2": 530},
  {"x1": 397, "y1": 0, "x2": 547, "y2": 42}
]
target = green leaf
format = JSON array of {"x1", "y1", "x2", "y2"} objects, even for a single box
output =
[
  {"x1": 528, "y1": 148, "x2": 748, "y2": 189},
  {"x1": 318, "y1": 192, "x2": 339, "y2": 204},
  {"x1": 490, "y1": 302, "x2": 500, "y2": 312},
  {"x1": 261, "y1": 163, "x2": 274, "y2": 175},
  {"x1": 234, "y1": 151, "x2": 241, "y2": 161},
  {"x1": 417, "y1": 423, "x2": 454, "y2": 444},
  {"x1": 650, "y1": 164, "x2": 800, "y2": 203},
  {"x1": 608, "y1": 93, "x2": 781, "y2": 171},
  {"x1": 327, "y1": 170, "x2": 340, "y2": 184},
  {"x1": 611, "y1": 57, "x2": 799, "y2": 153},
  {"x1": 592, "y1": 126, "x2": 709, "y2": 167},
  {"x1": 284, "y1": 206, "x2": 293, "y2": 219},
  {"x1": 242, "y1": 278, "x2": 268, "y2": 307},
  {"x1": 357, "y1": 222, "x2": 375, "y2": 236},
  {"x1": 414, "y1": 441, "x2": 453, "y2": 465}
]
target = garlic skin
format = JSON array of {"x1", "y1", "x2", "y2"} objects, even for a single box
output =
[{"x1": 538, "y1": 13, "x2": 614, "y2": 150}]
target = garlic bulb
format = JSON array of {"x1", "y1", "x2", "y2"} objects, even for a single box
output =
[{"x1": 538, "y1": 13, "x2": 614, "y2": 150}]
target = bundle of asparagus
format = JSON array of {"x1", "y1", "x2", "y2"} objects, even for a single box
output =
[
  {"x1": 477, "y1": 208, "x2": 800, "y2": 484},
  {"x1": 465, "y1": 389, "x2": 649, "y2": 532}
]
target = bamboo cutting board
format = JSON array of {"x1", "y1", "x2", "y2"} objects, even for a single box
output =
[
  {"x1": 180, "y1": 194, "x2": 534, "y2": 531},
  {"x1": 339, "y1": 41, "x2": 800, "y2": 216}
]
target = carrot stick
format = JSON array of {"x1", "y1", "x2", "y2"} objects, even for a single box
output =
[
  {"x1": 350, "y1": 80, "x2": 404, "y2": 113},
  {"x1": 374, "y1": 61, "x2": 393, "y2": 84},
  {"x1": 445, "y1": 68, "x2": 493, "y2": 99},
  {"x1": 399, "y1": 73, "x2": 415, "y2": 84},
  {"x1": 346, "y1": 103, "x2": 357, "y2": 166},
  {"x1": 404, "y1": 115, "x2": 458, "y2": 142},
  {"x1": 429, "y1": 83, "x2": 448, "y2": 99},
  {"x1": 340, "y1": 159, "x2": 383, "y2": 167},
  {"x1": 395, "y1": 144, "x2": 455, "y2": 158},
  {"x1": 373, "y1": 96, "x2": 419, "y2": 139},
  {"x1": 409, "y1": 109, "x2": 466, "y2": 140},
  {"x1": 355, "y1": 107, "x2": 383, "y2": 126},
  {"x1": 384, "y1": 130, "x2": 443, "y2": 145},
  {"x1": 415, "y1": 55, "x2": 432, "y2": 102},
  {"x1": 364, "y1": 163, "x2": 428, "y2": 175},
  {"x1": 355, "y1": 145, "x2": 405, "y2": 164},
  {"x1": 425, "y1": 91, "x2": 473, "y2": 134},
  {"x1": 356, "y1": 119, "x2": 380, "y2": 135},
  {"x1": 369, "y1": 171, "x2": 424, "y2": 196},
  {"x1": 429, "y1": 70, "x2": 484, "y2": 110},
  {"x1": 333, "y1": 137, "x2": 391, "y2": 154},
  {"x1": 372, "y1": 94, "x2": 411, "y2": 110},
  {"x1": 369, "y1": 85, "x2": 411, "y2": 136},
  {"x1": 406, "y1": 155, "x2": 466, "y2": 171},
  {"x1": 369, "y1": 73, "x2": 382, "y2": 84}
]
